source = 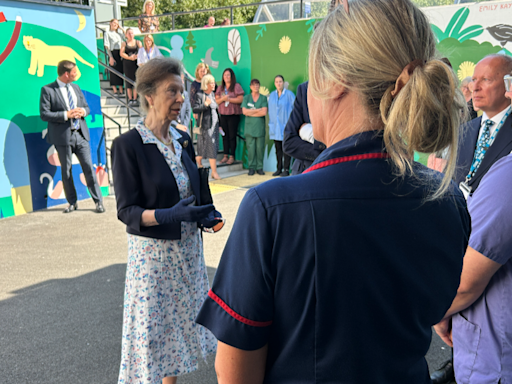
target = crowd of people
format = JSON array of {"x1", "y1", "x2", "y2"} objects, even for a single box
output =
[{"x1": 97, "y1": 0, "x2": 512, "y2": 383}]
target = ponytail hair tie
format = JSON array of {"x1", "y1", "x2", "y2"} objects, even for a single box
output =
[{"x1": 391, "y1": 59, "x2": 425, "y2": 99}]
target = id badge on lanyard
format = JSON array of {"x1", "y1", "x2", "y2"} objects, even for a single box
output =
[{"x1": 459, "y1": 182, "x2": 471, "y2": 200}]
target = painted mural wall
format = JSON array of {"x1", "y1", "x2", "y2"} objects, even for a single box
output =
[
  {"x1": 98, "y1": 1, "x2": 512, "y2": 170},
  {"x1": 0, "y1": 0, "x2": 107, "y2": 219}
]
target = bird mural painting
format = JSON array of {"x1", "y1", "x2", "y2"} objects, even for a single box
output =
[{"x1": 487, "y1": 24, "x2": 512, "y2": 47}]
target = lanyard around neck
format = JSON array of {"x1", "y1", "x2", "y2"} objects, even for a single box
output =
[{"x1": 465, "y1": 106, "x2": 511, "y2": 183}]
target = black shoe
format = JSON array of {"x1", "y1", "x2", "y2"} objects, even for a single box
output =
[
  {"x1": 272, "y1": 170, "x2": 282, "y2": 176},
  {"x1": 430, "y1": 359, "x2": 454, "y2": 384},
  {"x1": 133, "y1": 99, "x2": 139, "y2": 106},
  {"x1": 63, "y1": 203, "x2": 77, "y2": 213},
  {"x1": 256, "y1": 169, "x2": 265, "y2": 175},
  {"x1": 248, "y1": 169, "x2": 255, "y2": 176},
  {"x1": 280, "y1": 171, "x2": 289, "y2": 177},
  {"x1": 95, "y1": 202, "x2": 105, "y2": 213}
]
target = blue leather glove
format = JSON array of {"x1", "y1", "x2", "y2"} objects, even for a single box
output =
[
  {"x1": 199, "y1": 210, "x2": 222, "y2": 229},
  {"x1": 154, "y1": 196, "x2": 214, "y2": 224}
]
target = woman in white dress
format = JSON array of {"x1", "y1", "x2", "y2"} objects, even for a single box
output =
[{"x1": 111, "y1": 57, "x2": 221, "y2": 384}]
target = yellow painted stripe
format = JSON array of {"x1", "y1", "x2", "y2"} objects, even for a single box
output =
[
  {"x1": 11, "y1": 186, "x2": 33, "y2": 215},
  {"x1": 210, "y1": 184, "x2": 239, "y2": 195}
]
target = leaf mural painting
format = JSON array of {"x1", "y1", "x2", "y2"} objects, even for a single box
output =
[
  {"x1": 430, "y1": 7, "x2": 483, "y2": 43},
  {"x1": 228, "y1": 29, "x2": 241, "y2": 65}
]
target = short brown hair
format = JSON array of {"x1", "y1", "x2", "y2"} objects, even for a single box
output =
[
  {"x1": 57, "y1": 60, "x2": 76, "y2": 76},
  {"x1": 136, "y1": 57, "x2": 182, "y2": 112}
]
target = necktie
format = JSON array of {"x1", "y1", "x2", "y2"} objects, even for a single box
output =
[
  {"x1": 475, "y1": 119, "x2": 493, "y2": 157},
  {"x1": 66, "y1": 84, "x2": 80, "y2": 130}
]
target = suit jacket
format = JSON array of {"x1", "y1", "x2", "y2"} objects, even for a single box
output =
[
  {"x1": 40, "y1": 80, "x2": 91, "y2": 145},
  {"x1": 283, "y1": 81, "x2": 326, "y2": 174},
  {"x1": 454, "y1": 114, "x2": 512, "y2": 192},
  {"x1": 111, "y1": 127, "x2": 201, "y2": 240}
]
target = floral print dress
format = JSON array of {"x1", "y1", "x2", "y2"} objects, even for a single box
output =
[{"x1": 118, "y1": 121, "x2": 217, "y2": 384}]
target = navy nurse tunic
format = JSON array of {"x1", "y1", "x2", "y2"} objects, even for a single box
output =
[{"x1": 196, "y1": 130, "x2": 470, "y2": 383}]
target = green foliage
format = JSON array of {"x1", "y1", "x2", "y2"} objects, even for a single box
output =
[
  {"x1": 430, "y1": 7, "x2": 483, "y2": 42},
  {"x1": 122, "y1": 0, "x2": 257, "y2": 30}
]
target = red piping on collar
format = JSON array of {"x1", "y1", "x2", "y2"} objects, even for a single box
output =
[{"x1": 303, "y1": 152, "x2": 390, "y2": 174}]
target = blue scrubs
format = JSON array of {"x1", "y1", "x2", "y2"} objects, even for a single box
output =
[{"x1": 196, "y1": 131, "x2": 470, "y2": 383}]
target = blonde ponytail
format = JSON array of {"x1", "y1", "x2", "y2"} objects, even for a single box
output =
[{"x1": 309, "y1": 0, "x2": 466, "y2": 198}]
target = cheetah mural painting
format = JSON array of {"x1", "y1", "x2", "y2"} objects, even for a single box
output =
[{"x1": 0, "y1": 0, "x2": 107, "y2": 219}]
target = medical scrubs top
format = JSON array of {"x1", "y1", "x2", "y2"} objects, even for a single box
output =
[
  {"x1": 268, "y1": 89, "x2": 295, "y2": 141},
  {"x1": 242, "y1": 93, "x2": 268, "y2": 137},
  {"x1": 196, "y1": 130, "x2": 470, "y2": 384},
  {"x1": 453, "y1": 155, "x2": 512, "y2": 384}
]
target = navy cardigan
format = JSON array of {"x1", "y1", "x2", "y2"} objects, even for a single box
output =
[{"x1": 111, "y1": 128, "x2": 201, "y2": 240}]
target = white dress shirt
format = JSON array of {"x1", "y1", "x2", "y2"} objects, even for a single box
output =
[
  {"x1": 56, "y1": 78, "x2": 87, "y2": 124},
  {"x1": 479, "y1": 106, "x2": 511, "y2": 141}
]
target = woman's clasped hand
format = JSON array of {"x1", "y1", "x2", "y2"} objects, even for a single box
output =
[{"x1": 154, "y1": 196, "x2": 214, "y2": 224}]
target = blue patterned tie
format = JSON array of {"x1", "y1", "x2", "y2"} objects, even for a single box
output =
[
  {"x1": 475, "y1": 119, "x2": 493, "y2": 156},
  {"x1": 66, "y1": 84, "x2": 80, "y2": 130}
]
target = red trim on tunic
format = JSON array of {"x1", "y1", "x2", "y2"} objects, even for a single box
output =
[
  {"x1": 208, "y1": 290, "x2": 272, "y2": 327},
  {"x1": 302, "y1": 152, "x2": 391, "y2": 174}
]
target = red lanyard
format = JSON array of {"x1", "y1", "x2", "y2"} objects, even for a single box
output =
[{"x1": 302, "y1": 152, "x2": 390, "y2": 174}]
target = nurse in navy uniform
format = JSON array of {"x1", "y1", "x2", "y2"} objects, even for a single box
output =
[{"x1": 196, "y1": 0, "x2": 471, "y2": 383}]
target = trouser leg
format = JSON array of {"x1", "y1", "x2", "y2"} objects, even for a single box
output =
[
  {"x1": 55, "y1": 142, "x2": 77, "y2": 205},
  {"x1": 220, "y1": 114, "x2": 229, "y2": 156},
  {"x1": 246, "y1": 135, "x2": 256, "y2": 170},
  {"x1": 228, "y1": 115, "x2": 240, "y2": 157},
  {"x1": 284, "y1": 151, "x2": 291, "y2": 171},
  {"x1": 275, "y1": 140, "x2": 283, "y2": 171},
  {"x1": 74, "y1": 132, "x2": 102, "y2": 203},
  {"x1": 256, "y1": 136, "x2": 265, "y2": 170}
]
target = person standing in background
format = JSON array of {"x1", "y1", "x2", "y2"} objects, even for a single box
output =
[
  {"x1": 137, "y1": 34, "x2": 162, "y2": 67},
  {"x1": 120, "y1": 28, "x2": 142, "y2": 106},
  {"x1": 138, "y1": 0, "x2": 159, "y2": 33},
  {"x1": 176, "y1": 72, "x2": 192, "y2": 133},
  {"x1": 268, "y1": 75, "x2": 295, "y2": 176},
  {"x1": 190, "y1": 63, "x2": 210, "y2": 112},
  {"x1": 103, "y1": 19, "x2": 125, "y2": 97},
  {"x1": 242, "y1": 79, "x2": 268, "y2": 176},
  {"x1": 283, "y1": 81, "x2": 326, "y2": 174},
  {"x1": 40, "y1": 61, "x2": 105, "y2": 214},
  {"x1": 204, "y1": 16, "x2": 215, "y2": 28},
  {"x1": 215, "y1": 68, "x2": 244, "y2": 165},
  {"x1": 193, "y1": 74, "x2": 222, "y2": 180},
  {"x1": 461, "y1": 76, "x2": 478, "y2": 121}
]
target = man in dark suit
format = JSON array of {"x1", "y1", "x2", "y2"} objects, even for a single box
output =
[
  {"x1": 431, "y1": 53, "x2": 512, "y2": 384},
  {"x1": 283, "y1": 81, "x2": 326, "y2": 175},
  {"x1": 40, "y1": 60, "x2": 105, "y2": 213}
]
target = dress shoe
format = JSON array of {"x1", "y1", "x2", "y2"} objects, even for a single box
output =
[
  {"x1": 63, "y1": 203, "x2": 77, "y2": 213},
  {"x1": 95, "y1": 202, "x2": 105, "y2": 213},
  {"x1": 280, "y1": 171, "x2": 290, "y2": 177},
  {"x1": 256, "y1": 169, "x2": 265, "y2": 175},
  {"x1": 272, "y1": 170, "x2": 282, "y2": 176},
  {"x1": 430, "y1": 359, "x2": 454, "y2": 384},
  {"x1": 248, "y1": 169, "x2": 255, "y2": 176}
]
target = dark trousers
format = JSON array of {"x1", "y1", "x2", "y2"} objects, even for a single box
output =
[
  {"x1": 275, "y1": 140, "x2": 291, "y2": 172},
  {"x1": 220, "y1": 114, "x2": 240, "y2": 157},
  {"x1": 55, "y1": 130, "x2": 102, "y2": 205}
]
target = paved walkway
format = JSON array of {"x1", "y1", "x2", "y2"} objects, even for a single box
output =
[{"x1": 0, "y1": 172, "x2": 452, "y2": 383}]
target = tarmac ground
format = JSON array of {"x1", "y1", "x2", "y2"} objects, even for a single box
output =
[{"x1": 0, "y1": 172, "x2": 453, "y2": 383}]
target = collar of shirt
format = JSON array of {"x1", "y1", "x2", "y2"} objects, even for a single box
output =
[
  {"x1": 311, "y1": 130, "x2": 385, "y2": 168},
  {"x1": 135, "y1": 119, "x2": 183, "y2": 160},
  {"x1": 480, "y1": 106, "x2": 511, "y2": 138},
  {"x1": 56, "y1": 78, "x2": 68, "y2": 89}
]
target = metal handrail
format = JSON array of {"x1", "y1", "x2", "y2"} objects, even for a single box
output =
[
  {"x1": 103, "y1": 112, "x2": 124, "y2": 137},
  {"x1": 96, "y1": 0, "x2": 311, "y2": 27}
]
